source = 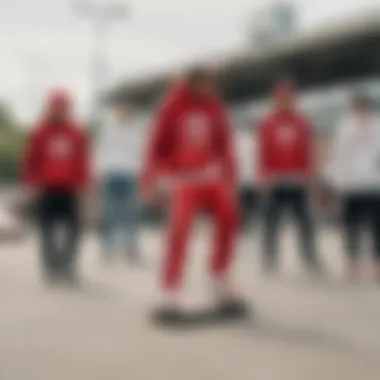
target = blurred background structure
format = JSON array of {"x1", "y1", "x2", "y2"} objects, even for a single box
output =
[{"x1": 109, "y1": 8, "x2": 380, "y2": 221}]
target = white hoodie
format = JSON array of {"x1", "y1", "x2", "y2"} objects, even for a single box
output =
[{"x1": 326, "y1": 113, "x2": 380, "y2": 193}]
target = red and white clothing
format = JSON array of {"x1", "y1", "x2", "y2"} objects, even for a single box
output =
[
  {"x1": 256, "y1": 109, "x2": 315, "y2": 186},
  {"x1": 142, "y1": 83, "x2": 236, "y2": 189},
  {"x1": 142, "y1": 83, "x2": 238, "y2": 292},
  {"x1": 22, "y1": 120, "x2": 89, "y2": 190}
]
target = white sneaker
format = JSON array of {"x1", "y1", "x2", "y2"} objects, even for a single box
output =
[{"x1": 212, "y1": 276, "x2": 239, "y2": 303}]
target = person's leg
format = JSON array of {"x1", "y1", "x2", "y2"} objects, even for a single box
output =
[
  {"x1": 60, "y1": 192, "x2": 81, "y2": 281},
  {"x1": 290, "y1": 188, "x2": 320, "y2": 272},
  {"x1": 368, "y1": 196, "x2": 380, "y2": 281},
  {"x1": 262, "y1": 188, "x2": 283, "y2": 274},
  {"x1": 121, "y1": 175, "x2": 140, "y2": 261},
  {"x1": 100, "y1": 176, "x2": 117, "y2": 259},
  {"x1": 341, "y1": 195, "x2": 362, "y2": 279},
  {"x1": 152, "y1": 185, "x2": 198, "y2": 322},
  {"x1": 36, "y1": 192, "x2": 60, "y2": 282},
  {"x1": 240, "y1": 186, "x2": 255, "y2": 230},
  {"x1": 161, "y1": 185, "x2": 197, "y2": 300},
  {"x1": 208, "y1": 183, "x2": 239, "y2": 300}
]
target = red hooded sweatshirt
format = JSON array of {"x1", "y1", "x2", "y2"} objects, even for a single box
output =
[
  {"x1": 21, "y1": 91, "x2": 90, "y2": 190},
  {"x1": 257, "y1": 109, "x2": 315, "y2": 183},
  {"x1": 141, "y1": 82, "x2": 236, "y2": 189}
]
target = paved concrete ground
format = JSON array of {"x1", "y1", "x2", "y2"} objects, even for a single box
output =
[{"x1": 0, "y1": 226, "x2": 380, "y2": 380}]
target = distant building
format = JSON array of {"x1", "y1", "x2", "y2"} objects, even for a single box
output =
[
  {"x1": 248, "y1": 1, "x2": 298, "y2": 48},
  {"x1": 111, "y1": 11, "x2": 380, "y2": 117}
]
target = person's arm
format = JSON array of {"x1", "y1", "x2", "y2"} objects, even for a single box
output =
[
  {"x1": 92, "y1": 128, "x2": 104, "y2": 181},
  {"x1": 255, "y1": 118, "x2": 269, "y2": 193},
  {"x1": 217, "y1": 106, "x2": 237, "y2": 187},
  {"x1": 325, "y1": 119, "x2": 347, "y2": 192},
  {"x1": 76, "y1": 129, "x2": 91, "y2": 192},
  {"x1": 304, "y1": 117, "x2": 319, "y2": 187},
  {"x1": 296, "y1": 116, "x2": 321, "y2": 210},
  {"x1": 140, "y1": 102, "x2": 173, "y2": 201}
]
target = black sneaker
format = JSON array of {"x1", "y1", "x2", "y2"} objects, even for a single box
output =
[
  {"x1": 305, "y1": 260, "x2": 326, "y2": 278},
  {"x1": 42, "y1": 269, "x2": 61, "y2": 287},
  {"x1": 152, "y1": 306, "x2": 183, "y2": 326},
  {"x1": 61, "y1": 267, "x2": 81, "y2": 289},
  {"x1": 217, "y1": 298, "x2": 250, "y2": 319}
]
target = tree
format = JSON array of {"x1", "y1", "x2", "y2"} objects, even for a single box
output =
[{"x1": 0, "y1": 102, "x2": 25, "y2": 183}]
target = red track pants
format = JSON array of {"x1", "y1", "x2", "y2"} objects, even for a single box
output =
[{"x1": 162, "y1": 180, "x2": 239, "y2": 292}]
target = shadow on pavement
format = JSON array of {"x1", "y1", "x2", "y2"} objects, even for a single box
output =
[{"x1": 241, "y1": 318, "x2": 355, "y2": 350}]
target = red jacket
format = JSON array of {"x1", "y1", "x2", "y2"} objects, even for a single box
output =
[
  {"x1": 22, "y1": 120, "x2": 90, "y2": 190},
  {"x1": 141, "y1": 83, "x2": 236, "y2": 188},
  {"x1": 257, "y1": 109, "x2": 315, "y2": 181}
]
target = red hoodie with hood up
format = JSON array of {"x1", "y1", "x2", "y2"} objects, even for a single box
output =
[
  {"x1": 21, "y1": 91, "x2": 90, "y2": 190},
  {"x1": 256, "y1": 80, "x2": 315, "y2": 184},
  {"x1": 257, "y1": 109, "x2": 314, "y2": 182},
  {"x1": 141, "y1": 82, "x2": 236, "y2": 189}
]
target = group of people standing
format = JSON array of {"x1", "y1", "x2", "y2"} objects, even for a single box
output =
[
  {"x1": 21, "y1": 91, "x2": 143, "y2": 285},
  {"x1": 20, "y1": 66, "x2": 380, "y2": 321},
  {"x1": 255, "y1": 83, "x2": 380, "y2": 284}
]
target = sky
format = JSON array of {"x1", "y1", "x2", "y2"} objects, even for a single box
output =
[{"x1": 1, "y1": 0, "x2": 380, "y2": 122}]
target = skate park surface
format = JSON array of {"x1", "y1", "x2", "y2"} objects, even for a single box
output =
[{"x1": 1, "y1": 226, "x2": 379, "y2": 380}]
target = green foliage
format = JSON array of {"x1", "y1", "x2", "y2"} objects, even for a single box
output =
[{"x1": 0, "y1": 103, "x2": 25, "y2": 183}]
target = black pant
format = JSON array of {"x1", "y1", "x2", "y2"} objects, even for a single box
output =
[
  {"x1": 240, "y1": 187, "x2": 259, "y2": 230},
  {"x1": 37, "y1": 190, "x2": 81, "y2": 277},
  {"x1": 262, "y1": 185, "x2": 317, "y2": 271},
  {"x1": 342, "y1": 193, "x2": 380, "y2": 262}
]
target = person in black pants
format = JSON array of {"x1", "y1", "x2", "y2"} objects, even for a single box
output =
[
  {"x1": 255, "y1": 79, "x2": 321, "y2": 275},
  {"x1": 262, "y1": 185, "x2": 318, "y2": 273},
  {"x1": 21, "y1": 90, "x2": 89, "y2": 285},
  {"x1": 37, "y1": 191, "x2": 81, "y2": 283},
  {"x1": 328, "y1": 94, "x2": 380, "y2": 281}
]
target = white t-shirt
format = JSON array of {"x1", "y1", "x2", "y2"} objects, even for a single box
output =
[
  {"x1": 326, "y1": 113, "x2": 380, "y2": 192},
  {"x1": 94, "y1": 123, "x2": 144, "y2": 177}
]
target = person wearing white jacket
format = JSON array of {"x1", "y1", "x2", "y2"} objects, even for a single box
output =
[
  {"x1": 328, "y1": 94, "x2": 380, "y2": 281},
  {"x1": 94, "y1": 102, "x2": 144, "y2": 262}
]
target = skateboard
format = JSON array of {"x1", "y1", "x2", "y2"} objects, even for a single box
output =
[{"x1": 151, "y1": 300, "x2": 253, "y2": 329}]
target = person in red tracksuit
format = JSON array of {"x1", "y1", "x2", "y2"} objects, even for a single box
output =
[
  {"x1": 256, "y1": 79, "x2": 321, "y2": 275},
  {"x1": 22, "y1": 90, "x2": 89, "y2": 285},
  {"x1": 141, "y1": 67, "x2": 245, "y2": 321}
]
